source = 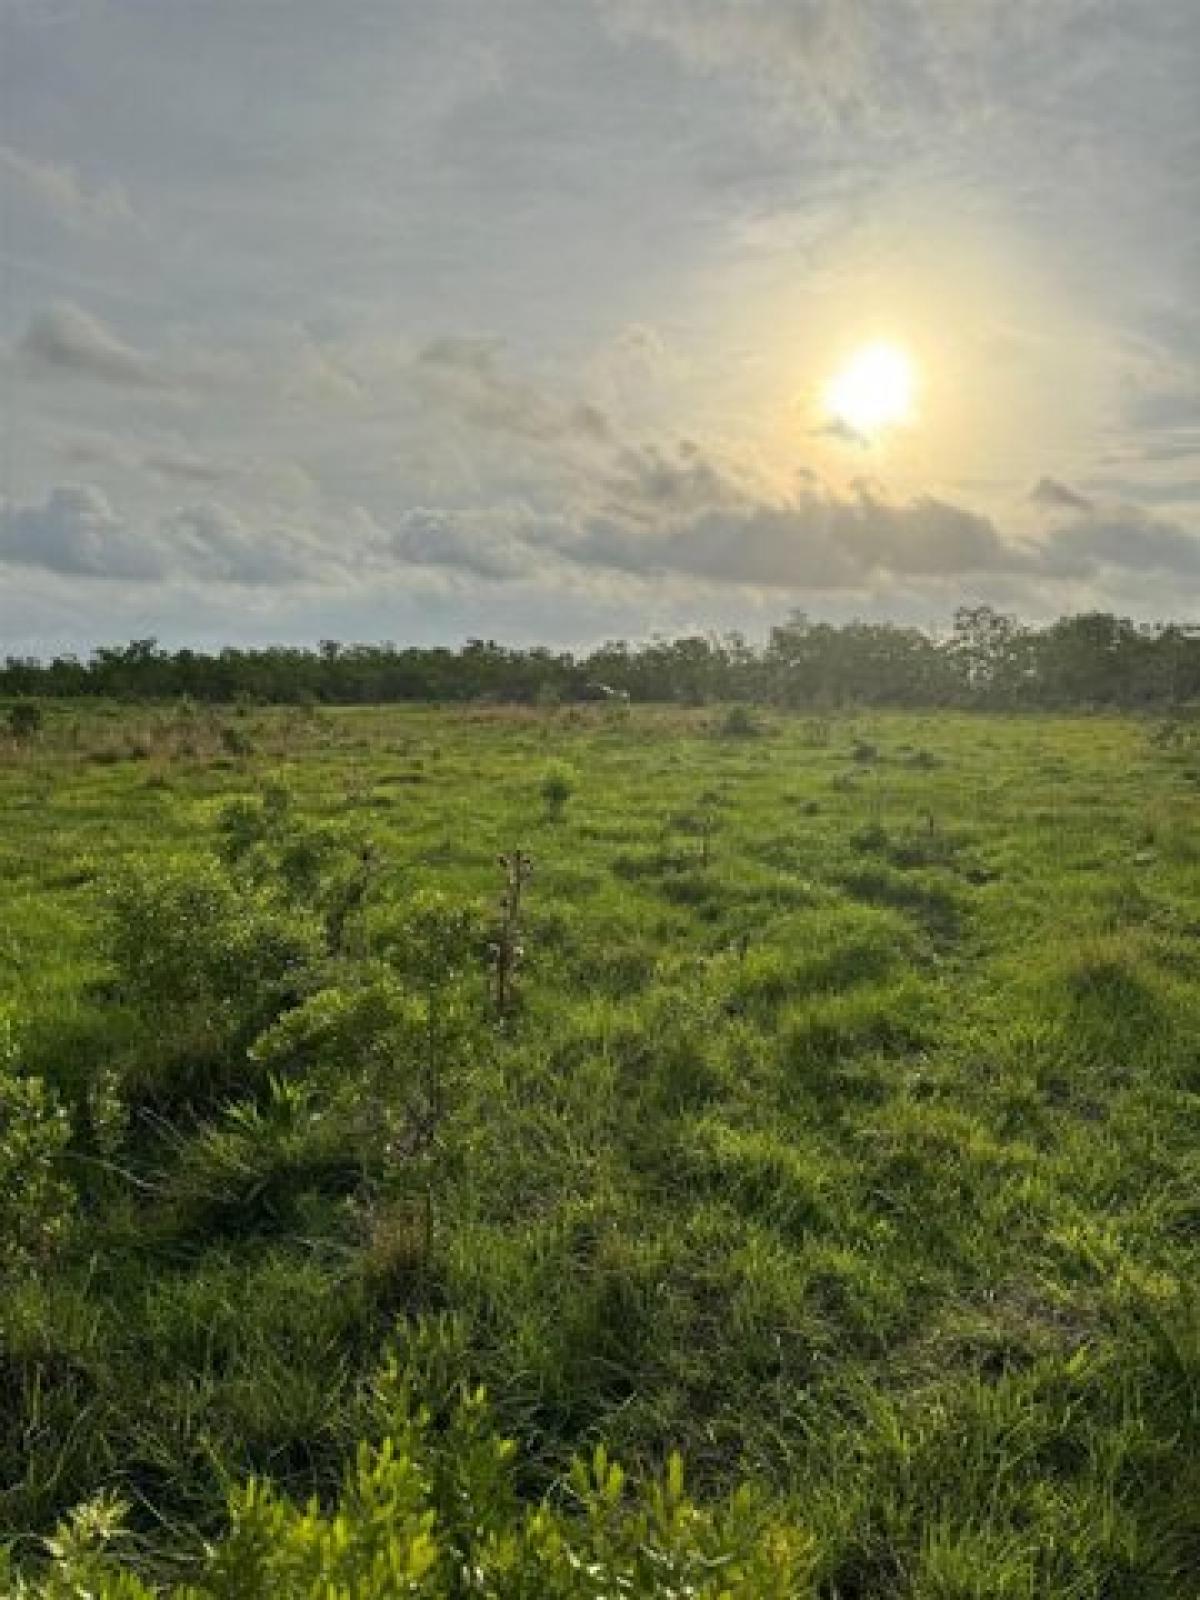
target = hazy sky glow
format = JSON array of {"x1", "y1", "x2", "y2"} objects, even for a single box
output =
[{"x1": 1, "y1": 0, "x2": 1198, "y2": 652}]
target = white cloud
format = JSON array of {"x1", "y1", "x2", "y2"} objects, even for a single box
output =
[
  {"x1": 0, "y1": 143, "x2": 134, "y2": 230},
  {"x1": 412, "y1": 337, "x2": 614, "y2": 448},
  {"x1": 143, "y1": 451, "x2": 231, "y2": 486},
  {"x1": 0, "y1": 485, "x2": 165, "y2": 578},
  {"x1": 1, "y1": 486, "x2": 332, "y2": 585},
  {"x1": 18, "y1": 303, "x2": 165, "y2": 388}
]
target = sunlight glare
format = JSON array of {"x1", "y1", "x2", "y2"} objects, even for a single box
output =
[{"x1": 824, "y1": 341, "x2": 917, "y2": 439}]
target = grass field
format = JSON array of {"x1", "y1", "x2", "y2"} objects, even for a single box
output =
[{"x1": 2, "y1": 701, "x2": 1198, "y2": 1596}]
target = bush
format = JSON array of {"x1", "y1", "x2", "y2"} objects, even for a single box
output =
[
  {"x1": 107, "y1": 862, "x2": 319, "y2": 1024},
  {"x1": 539, "y1": 761, "x2": 576, "y2": 819},
  {"x1": 103, "y1": 860, "x2": 323, "y2": 1104},
  {"x1": 0, "y1": 1012, "x2": 73, "y2": 1279},
  {"x1": 715, "y1": 705, "x2": 762, "y2": 739},
  {"x1": 249, "y1": 956, "x2": 480, "y2": 1221},
  {"x1": 7, "y1": 1386, "x2": 810, "y2": 1597},
  {"x1": 7, "y1": 702, "x2": 43, "y2": 742},
  {"x1": 215, "y1": 785, "x2": 292, "y2": 869},
  {"x1": 248, "y1": 973, "x2": 428, "y2": 1101},
  {"x1": 218, "y1": 790, "x2": 382, "y2": 958}
]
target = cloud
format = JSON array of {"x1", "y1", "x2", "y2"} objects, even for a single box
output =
[
  {"x1": 813, "y1": 416, "x2": 870, "y2": 448},
  {"x1": 412, "y1": 337, "x2": 613, "y2": 447},
  {"x1": 417, "y1": 335, "x2": 506, "y2": 376},
  {"x1": 59, "y1": 433, "x2": 232, "y2": 486},
  {"x1": 0, "y1": 486, "x2": 329, "y2": 585},
  {"x1": 593, "y1": 0, "x2": 1081, "y2": 133},
  {"x1": 144, "y1": 452, "x2": 230, "y2": 486},
  {"x1": 0, "y1": 143, "x2": 134, "y2": 230},
  {"x1": 359, "y1": 431, "x2": 1032, "y2": 594},
  {"x1": 6, "y1": 462, "x2": 1200, "y2": 623},
  {"x1": 1041, "y1": 504, "x2": 1200, "y2": 580},
  {"x1": 19, "y1": 303, "x2": 166, "y2": 388},
  {"x1": 573, "y1": 503, "x2": 862, "y2": 588},
  {"x1": 1031, "y1": 477, "x2": 1094, "y2": 512},
  {"x1": 596, "y1": 0, "x2": 884, "y2": 125},
  {"x1": 58, "y1": 433, "x2": 137, "y2": 471},
  {"x1": 601, "y1": 439, "x2": 750, "y2": 517},
  {"x1": 615, "y1": 323, "x2": 669, "y2": 367},
  {"x1": 367, "y1": 431, "x2": 1200, "y2": 599},
  {"x1": 382, "y1": 505, "x2": 561, "y2": 581},
  {"x1": 1024, "y1": 472, "x2": 1200, "y2": 582},
  {"x1": 162, "y1": 503, "x2": 325, "y2": 584},
  {"x1": 1081, "y1": 477, "x2": 1200, "y2": 510},
  {"x1": 0, "y1": 485, "x2": 166, "y2": 578},
  {"x1": 838, "y1": 493, "x2": 1020, "y2": 577},
  {"x1": 1104, "y1": 435, "x2": 1200, "y2": 469},
  {"x1": 594, "y1": 0, "x2": 1191, "y2": 148},
  {"x1": 572, "y1": 483, "x2": 1025, "y2": 590}
]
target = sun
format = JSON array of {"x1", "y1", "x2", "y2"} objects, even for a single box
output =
[{"x1": 823, "y1": 341, "x2": 917, "y2": 439}]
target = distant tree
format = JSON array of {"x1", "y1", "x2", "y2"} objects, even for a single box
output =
[
  {"x1": 6, "y1": 612, "x2": 1200, "y2": 709},
  {"x1": 945, "y1": 606, "x2": 1030, "y2": 705}
]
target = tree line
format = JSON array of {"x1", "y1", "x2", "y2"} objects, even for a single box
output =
[{"x1": 4, "y1": 608, "x2": 1200, "y2": 708}]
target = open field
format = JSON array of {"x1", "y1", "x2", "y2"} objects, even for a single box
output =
[{"x1": 2, "y1": 702, "x2": 1198, "y2": 1596}]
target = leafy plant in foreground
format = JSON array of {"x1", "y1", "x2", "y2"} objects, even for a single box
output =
[
  {"x1": 5, "y1": 1385, "x2": 812, "y2": 1598},
  {"x1": 0, "y1": 1011, "x2": 74, "y2": 1280}
]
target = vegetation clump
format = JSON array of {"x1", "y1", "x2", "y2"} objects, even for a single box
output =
[
  {"x1": 715, "y1": 704, "x2": 763, "y2": 739},
  {"x1": 538, "y1": 761, "x2": 576, "y2": 820},
  {"x1": 7, "y1": 701, "x2": 44, "y2": 741},
  {"x1": 4, "y1": 1382, "x2": 810, "y2": 1597},
  {"x1": 0, "y1": 1012, "x2": 73, "y2": 1279}
]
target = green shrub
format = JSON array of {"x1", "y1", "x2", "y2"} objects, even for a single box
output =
[
  {"x1": 103, "y1": 860, "x2": 323, "y2": 1105},
  {"x1": 381, "y1": 889, "x2": 486, "y2": 990},
  {"x1": 249, "y1": 955, "x2": 481, "y2": 1257},
  {"x1": 216, "y1": 787, "x2": 354, "y2": 908},
  {"x1": 219, "y1": 724, "x2": 253, "y2": 757},
  {"x1": 7, "y1": 702, "x2": 43, "y2": 742},
  {"x1": 215, "y1": 786, "x2": 291, "y2": 867},
  {"x1": 715, "y1": 705, "x2": 762, "y2": 739},
  {"x1": 6, "y1": 1388, "x2": 811, "y2": 1597},
  {"x1": 539, "y1": 761, "x2": 576, "y2": 819},
  {"x1": 0, "y1": 1013, "x2": 73, "y2": 1279}
]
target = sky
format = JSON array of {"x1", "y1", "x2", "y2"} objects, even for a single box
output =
[{"x1": 1, "y1": 0, "x2": 1198, "y2": 654}]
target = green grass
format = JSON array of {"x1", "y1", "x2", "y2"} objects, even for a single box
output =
[{"x1": 1, "y1": 703, "x2": 1198, "y2": 1595}]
